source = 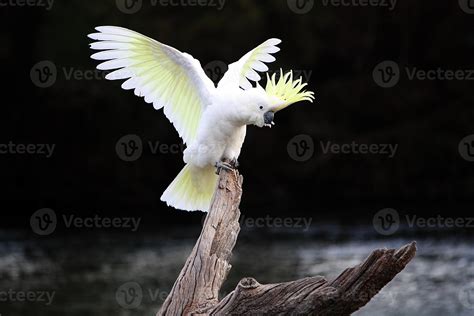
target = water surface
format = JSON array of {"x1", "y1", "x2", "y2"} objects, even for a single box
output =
[{"x1": 0, "y1": 227, "x2": 473, "y2": 315}]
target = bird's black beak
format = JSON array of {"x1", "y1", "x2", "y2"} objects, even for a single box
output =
[{"x1": 263, "y1": 111, "x2": 275, "y2": 126}]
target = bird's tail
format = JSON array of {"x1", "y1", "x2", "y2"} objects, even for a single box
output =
[{"x1": 160, "y1": 164, "x2": 218, "y2": 212}]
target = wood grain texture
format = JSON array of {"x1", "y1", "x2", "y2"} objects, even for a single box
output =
[
  {"x1": 157, "y1": 163, "x2": 416, "y2": 315},
  {"x1": 158, "y1": 162, "x2": 243, "y2": 315},
  {"x1": 207, "y1": 242, "x2": 416, "y2": 315}
]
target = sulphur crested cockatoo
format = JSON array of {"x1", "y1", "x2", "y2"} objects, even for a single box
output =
[{"x1": 88, "y1": 26, "x2": 314, "y2": 212}]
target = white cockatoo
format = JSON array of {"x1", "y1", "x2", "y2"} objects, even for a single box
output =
[{"x1": 88, "y1": 26, "x2": 314, "y2": 212}]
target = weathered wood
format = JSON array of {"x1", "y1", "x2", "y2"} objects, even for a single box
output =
[
  {"x1": 207, "y1": 242, "x2": 416, "y2": 315},
  {"x1": 158, "y1": 163, "x2": 417, "y2": 316},
  {"x1": 158, "y1": 162, "x2": 243, "y2": 315}
]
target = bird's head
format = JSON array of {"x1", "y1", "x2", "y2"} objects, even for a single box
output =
[{"x1": 241, "y1": 69, "x2": 315, "y2": 128}]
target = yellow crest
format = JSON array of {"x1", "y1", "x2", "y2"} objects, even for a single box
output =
[{"x1": 265, "y1": 69, "x2": 315, "y2": 111}]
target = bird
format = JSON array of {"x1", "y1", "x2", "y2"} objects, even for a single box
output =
[{"x1": 88, "y1": 26, "x2": 314, "y2": 212}]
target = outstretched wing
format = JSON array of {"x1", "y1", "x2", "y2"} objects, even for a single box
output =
[
  {"x1": 218, "y1": 38, "x2": 281, "y2": 90},
  {"x1": 88, "y1": 26, "x2": 215, "y2": 144}
]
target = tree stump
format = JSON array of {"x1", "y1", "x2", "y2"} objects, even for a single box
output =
[{"x1": 157, "y1": 162, "x2": 416, "y2": 315}]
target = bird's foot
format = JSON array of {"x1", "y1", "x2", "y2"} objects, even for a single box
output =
[
  {"x1": 215, "y1": 160, "x2": 236, "y2": 174},
  {"x1": 230, "y1": 158, "x2": 240, "y2": 168}
]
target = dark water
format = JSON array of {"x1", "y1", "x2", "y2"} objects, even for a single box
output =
[{"x1": 1, "y1": 227, "x2": 473, "y2": 316}]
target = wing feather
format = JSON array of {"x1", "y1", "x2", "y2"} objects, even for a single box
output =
[
  {"x1": 218, "y1": 38, "x2": 281, "y2": 90},
  {"x1": 88, "y1": 26, "x2": 214, "y2": 144}
]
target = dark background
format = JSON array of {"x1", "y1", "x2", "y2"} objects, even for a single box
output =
[
  {"x1": 1, "y1": 0, "x2": 473, "y2": 228},
  {"x1": 1, "y1": 1, "x2": 474, "y2": 316}
]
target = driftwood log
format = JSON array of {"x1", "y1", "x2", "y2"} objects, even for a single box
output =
[{"x1": 157, "y1": 162, "x2": 416, "y2": 315}]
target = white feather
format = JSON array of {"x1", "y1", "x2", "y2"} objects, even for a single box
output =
[
  {"x1": 218, "y1": 37, "x2": 281, "y2": 89},
  {"x1": 88, "y1": 26, "x2": 313, "y2": 213},
  {"x1": 106, "y1": 68, "x2": 135, "y2": 81},
  {"x1": 89, "y1": 42, "x2": 133, "y2": 50},
  {"x1": 91, "y1": 50, "x2": 136, "y2": 60}
]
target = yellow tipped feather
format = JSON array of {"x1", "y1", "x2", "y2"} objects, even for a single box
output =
[
  {"x1": 160, "y1": 164, "x2": 218, "y2": 212},
  {"x1": 265, "y1": 69, "x2": 315, "y2": 111}
]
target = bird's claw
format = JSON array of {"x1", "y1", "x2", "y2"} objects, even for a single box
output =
[
  {"x1": 230, "y1": 158, "x2": 240, "y2": 168},
  {"x1": 215, "y1": 160, "x2": 237, "y2": 174}
]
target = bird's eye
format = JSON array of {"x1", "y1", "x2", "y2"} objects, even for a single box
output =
[{"x1": 259, "y1": 105, "x2": 264, "y2": 110}]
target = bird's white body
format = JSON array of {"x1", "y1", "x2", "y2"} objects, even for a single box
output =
[
  {"x1": 89, "y1": 26, "x2": 314, "y2": 212},
  {"x1": 185, "y1": 88, "x2": 247, "y2": 168}
]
